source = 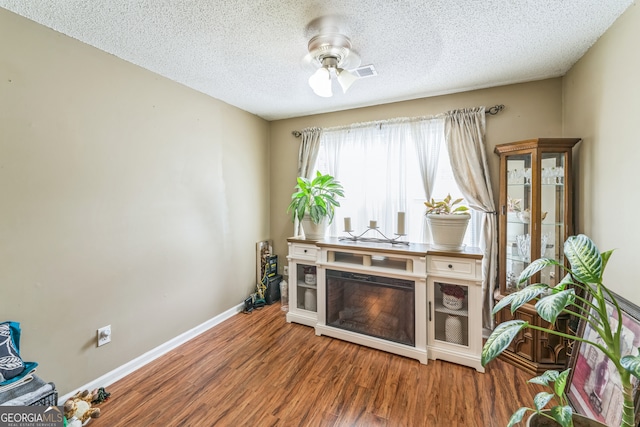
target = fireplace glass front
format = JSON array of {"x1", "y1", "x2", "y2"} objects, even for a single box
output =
[{"x1": 326, "y1": 269, "x2": 415, "y2": 346}]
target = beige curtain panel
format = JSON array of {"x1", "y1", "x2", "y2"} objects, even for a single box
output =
[{"x1": 444, "y1": 107, "x2": 498, "y2": 330}]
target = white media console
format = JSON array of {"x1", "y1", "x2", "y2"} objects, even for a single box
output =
[{"x1": 286, "y1": 237, "x2": 485, "y2": 372}]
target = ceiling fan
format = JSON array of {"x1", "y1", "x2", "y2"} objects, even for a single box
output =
[{"x1": 305, "y1": 29, "x2": 361, "y2": 98}]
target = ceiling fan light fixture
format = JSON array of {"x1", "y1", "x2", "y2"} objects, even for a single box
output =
[
  {"x1": 336, "y1": 68, "x2": 358, "y2": 93},
  {"x1": 308, "y1": 66, "x2": 332, "y2": 97},
  {"x1": 305, "y1": 31, "x2": 360, "y2": 97}
]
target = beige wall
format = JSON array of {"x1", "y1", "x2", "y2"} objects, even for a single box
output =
[
  {"x1": 563, "y1": 4, "x2": 639, "y2": 305},
  {"x1": 270, "y1": 79, "x2": 564, "y2": 260},
  {"x1": 0, "y1": 9, "x2": 270, "y2": 394}
]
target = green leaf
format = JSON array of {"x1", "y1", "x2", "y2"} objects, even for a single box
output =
[
  {"x1": 554, "y1": 274, "x2": 575, "y2": 292},
  {"x1": 507, "y1": 408, "x2": 528, "y2": 427},
  {"x1": 533, "y1": 392, "x2": 554, "y2": 410},
  {"x1": 549, "y1": 405, "x2": 573, "y2": 427},
  {"x1": 621, "y1": 354, "x2": 640, "y2": 379},
  {"x1": 535, "y1": 289, "x2": 575, "y2": 324},
  {"x1": 313, "y1": 196, "x2": 327, "y2": 210},
  {"x1": 492, "y1": 293, "x2": 518, "y2": 315},
  {"x1": 481, "y1": 320, "x2": 527, "y2": 366},
  {"x1": 327, "y1": 188, "x2": 345, "y2": 198},
  {"x1": 519, "y1": 258, "x2": 560, "y2": 284},
  {"x1": 564, "y1": 234, "x2": 602, "y2": 284},
  {"x1": 297, "y1": 176, "x2": 310, "y2": 191},
  {"x1": 529, "y1": 370, "x2": 560, "y2": 387},
  {"x1": 324, "y1": 195, "x2": 340, "y2": 208},
  {"x1": 509, "y1": 284, "x2": 550, "y2": 313},
  {"x1": 554, "y1": 369, "x2": 570, "y2": 400},
  {"x1": 601, "y1": 249, "x2": 614, "y2": 271},
  {"x1": 309, "y1": 205, "x2": 323, "y2": 224}
]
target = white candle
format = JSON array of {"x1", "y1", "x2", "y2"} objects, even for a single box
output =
[
  {"x1": 369, "y1": 220, "x2": 377, "y2": 229},
  {"x1": 397, "y1": 212, "x2": 405, "y2": 235},
  {"x1": 344, "y1": 217, "x2": 352, "y2": 231}
]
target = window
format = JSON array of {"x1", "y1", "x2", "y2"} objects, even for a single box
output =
[{"x1": 314, "y1": 119, "x2": 480, "y2": 247}]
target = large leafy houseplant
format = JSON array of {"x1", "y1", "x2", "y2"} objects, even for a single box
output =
[
  {"x1": 287, "y1": 171, "x2": 344, "y2": 225},
  {"x1": 482, "y1": 234, "x2": 640, "y2": 426}
]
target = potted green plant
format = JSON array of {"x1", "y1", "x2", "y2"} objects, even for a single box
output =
[
  {"x1": 287, "y1": 171, "x2": 345, "y2": 240},
  {"x1": 481, "y1": 234, "x2": 640, "y2": 427},
  {"x1": 508, "y1": 368, "x2": 606, "y2": 426},
  {"x1": 424, "y1": 194, "x2": 470, "y2": 251}
]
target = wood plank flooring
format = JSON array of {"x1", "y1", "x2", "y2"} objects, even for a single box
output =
[{"x1": 89, "y1": 304, "x2": 541, "y2": 426}]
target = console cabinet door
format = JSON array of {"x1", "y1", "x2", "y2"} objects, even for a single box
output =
[{"x1": 285, "y1": 241, "x2": 318, "y2": 327}]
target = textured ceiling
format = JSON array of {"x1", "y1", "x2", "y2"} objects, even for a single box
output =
[{"x1": 0, "y1": 1, "x2": 633, "y2": 121}]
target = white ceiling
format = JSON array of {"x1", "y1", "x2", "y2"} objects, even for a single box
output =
[{"x1": 1, "y1": 1, "x2": 633, "y2": 121}]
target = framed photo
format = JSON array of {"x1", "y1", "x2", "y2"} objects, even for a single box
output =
[{"x1": 566, "y1": 290, "x2": 640, "y2": 426}]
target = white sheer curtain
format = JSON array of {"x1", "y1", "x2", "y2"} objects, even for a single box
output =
[
  {"x1": 294, "y1": 127, "x2": 323, "y2": 236},
  {"x1": 444, "y1": 107, "x2": 497, "y2": 331},
  {"x1": 316, "y1": 118, "x2": 444, "y2": 242},
  {"x1": 412, "y1": 119, "x2": 444, "y2": 241}
]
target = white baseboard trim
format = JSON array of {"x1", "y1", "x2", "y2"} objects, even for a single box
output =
[{"x1": 58, "y1": 302, "x2": 244, "y2": 404}]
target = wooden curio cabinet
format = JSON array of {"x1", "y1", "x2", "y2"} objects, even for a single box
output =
[{"x1": 494, "y1": 138, "x2": 581, "y2": 375}]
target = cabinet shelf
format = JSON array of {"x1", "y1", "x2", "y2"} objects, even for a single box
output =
[
  {"x1": 296, "y1": 281, "x2": 317, "y2": 290},
  {"x1": 507, "y1": 220, "x2": 564, "y2": 227},
  {"x1": 434, "y1": 302, "x2": 469, "y2": 317},
  {"x1": 506, "y1": 254, "x2": 530, "y2": 264},
  {"x1": 507, "y1": 183, "x2": 565, "y2": 188}
]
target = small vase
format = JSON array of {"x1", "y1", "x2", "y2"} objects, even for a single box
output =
[
  {"x1": 445, "y1": 315, "x2": 463, "y2": 344},
  {"x1": 304, "y1": 288, "x2": 317, "y2": 311}
]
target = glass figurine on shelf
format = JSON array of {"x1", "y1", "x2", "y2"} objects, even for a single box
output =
[{"x1": 506, "y1": 271, "x2": 517, "y2": 290}]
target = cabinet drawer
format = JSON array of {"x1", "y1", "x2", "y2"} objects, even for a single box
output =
[
  {"x1": 429, "y1": 256, "x2": 477, "y2": 279},
  {"x1": 291, "y1": 244, "x2": 318, "y2": 260}
]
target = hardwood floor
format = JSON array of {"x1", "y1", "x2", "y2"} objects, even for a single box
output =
[{"x1": 90, "y1": 304, "x2": 541, "y2": 426}]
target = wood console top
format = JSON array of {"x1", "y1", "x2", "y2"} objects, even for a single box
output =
[{"x1": 288, "y1": 237, "x2": 483, "y2": 259}]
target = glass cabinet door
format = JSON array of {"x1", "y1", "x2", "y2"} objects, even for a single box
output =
[
  {"x1": 432, "y1": 280, "x2": 469, "y2": 347},
  {"x1": 504, "y1": 151, "x2": 567, "y2": 293},
  {"x1": 295, "y1": 263, "x2": 317, "y2": 312},
  {"x1": 505, "y1": 152, "x2": 533, "y2": 292},
  {"x1": 540, "y1": 152, "x2": 566, "y2": 288}
]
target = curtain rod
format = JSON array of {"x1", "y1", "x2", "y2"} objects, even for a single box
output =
[{"x1": 291, "y1": 104, "x2": 505, "y2": 137}]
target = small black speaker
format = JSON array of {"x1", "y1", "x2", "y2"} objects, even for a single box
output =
[{"x1": 265, "y1": 274, "x2": 282, "y2": 305}]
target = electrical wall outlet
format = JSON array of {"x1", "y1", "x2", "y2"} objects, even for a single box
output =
[
  {"x1": 97, "y1": 325, "x2": 111, "y2": 346},
  {"x1": 283, "y1": 266, "x2": 289, "y2": 276}
]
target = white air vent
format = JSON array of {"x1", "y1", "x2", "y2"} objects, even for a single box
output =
[{"x1": 352, "y1": 64, "x2": 377, "y2": 78}]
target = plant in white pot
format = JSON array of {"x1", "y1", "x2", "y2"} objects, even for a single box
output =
[
  {"x1": 287, "y1": 171, "x2": 344, "y2": 240},
  {"x1": 424, "y1": 194, "x2": 470, "y2": 251},
  {"x1": 481, "y1": 234, "x2": 640, "y2": 427}
]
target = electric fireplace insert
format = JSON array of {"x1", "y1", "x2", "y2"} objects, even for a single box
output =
[{"x1": 325, "y1": 269, "x2": 415, "y2": 346}]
